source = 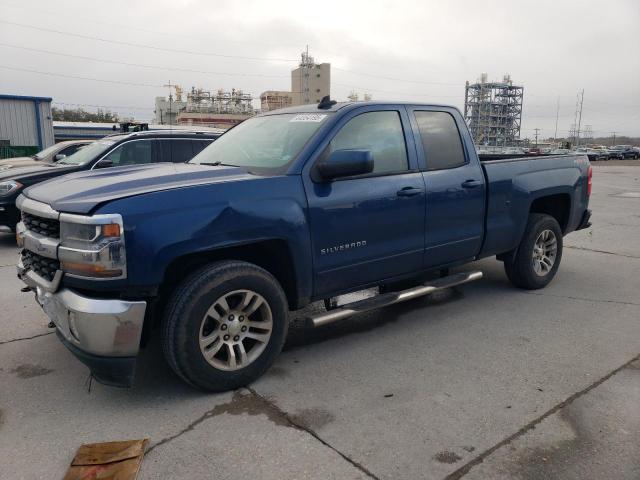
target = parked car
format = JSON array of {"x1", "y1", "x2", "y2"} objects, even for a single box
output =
[
  {"x1": 574, "y1": 147, "x2": 606, "y2": 161},
  {"x1": 550, "y1": 148, "x2": 571, "y2": 155},
  {"x1": 605, "y1": 147, "x2": 624, "y2": 160},
  {"x1": 502, "y1": 147, "x2": 526, "y2": 155},
  {"x1": 590, "y1": 146, "x2": 611, "y2": 160},
  {"x1": 610, "y1": 145, "x2": 639, "y2": 159},
  {"x1": 15, "y1": 100, "x2": 592, "y2": 390},
  {"x1": 0, "y1": 140, "x2": 92, "y2": 169},
  {"x1": 527, "y1": 147, "x2": 542, "y2": 155},
  {"x1": 0, "y1": 130, "x2": 220, "y2": 230}
]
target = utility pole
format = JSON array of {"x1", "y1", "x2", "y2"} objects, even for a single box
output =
[
  {"x1": 575, "y1": 89, "x2": 584, "y2": 146},
  {"x1": 534, "y1": 128, "x2": 541, "y2": 146},
  {"x1": 611, "y1": 132, "x2": 617, "y2": 146},
  {"x1": 554, "y1": 97, "x2": 559, "y2": 142},
  {"x1": 163, "y1": 81, "x2": 173, "y2": 126}
]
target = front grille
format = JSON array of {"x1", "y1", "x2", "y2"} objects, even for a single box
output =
[
  {"x1": 22, "y1": 212, "x2": 60, "y2": 238},
  {"x1": 21, "y1": 250, "x2": 60, "y2": 282}
]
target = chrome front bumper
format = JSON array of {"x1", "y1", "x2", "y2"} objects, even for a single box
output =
[{"x1": 21, "y1": 267, "x2": 147, "y2": 357}]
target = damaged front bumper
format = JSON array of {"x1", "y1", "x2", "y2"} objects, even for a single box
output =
[{"x1": 18, "y1": 261, "x2": 146, "y2": 387}]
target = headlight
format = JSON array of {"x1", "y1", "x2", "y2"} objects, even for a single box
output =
[
  {"x1": 0, "y1": 180, "x2": 22, "y2": 196},
  {"x1": 58, "y1": 213, "x2": 126, "y2": 279}
]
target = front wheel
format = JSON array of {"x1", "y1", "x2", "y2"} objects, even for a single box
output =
[
  {"x1": 504, "y1": 214, "x2": 563, "y2": 290},
  {"x1": 162, "y1": 260, "x2": 289, "y2": 391}
]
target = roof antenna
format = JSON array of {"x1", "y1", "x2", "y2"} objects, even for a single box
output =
[{"x1": 317, "y1": 95, "x2": 337, "y2": 110}]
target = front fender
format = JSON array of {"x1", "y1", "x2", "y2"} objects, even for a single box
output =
[{"x1": 96, "y1": 176, "x2": 312, "y2": 301}]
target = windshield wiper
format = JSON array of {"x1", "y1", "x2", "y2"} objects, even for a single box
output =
[{"x1": 197, "y1": 161, "x2": 237, "y2": 167}]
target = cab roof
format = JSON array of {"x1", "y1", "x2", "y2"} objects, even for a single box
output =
[{"x1": 260, "y1": 100, "x2": 457, "y2": 116}]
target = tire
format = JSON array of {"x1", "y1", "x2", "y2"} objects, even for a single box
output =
[
  {"x1": 504, "y1": 214, "x2": 563, "y2": 290},
  {"x1": 162, "y1": 260, "x2": 289, "y2": 392}
]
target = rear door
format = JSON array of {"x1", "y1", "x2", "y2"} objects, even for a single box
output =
[
  {"x1": 407, "y1": 108, "x2": 485, "y2": 268},
  {"x1": 303, "y1": 106, "x2": 426, "y2": 297}
]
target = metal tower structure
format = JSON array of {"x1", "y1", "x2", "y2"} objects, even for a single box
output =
[
  {"x1": 299, "y1": 47, "x2": 313, "y2": 105},
  {"x1": 464, "y1": 73, "x2": 524, "y2": 146}
]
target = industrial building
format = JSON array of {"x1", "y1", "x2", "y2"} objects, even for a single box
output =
[
  {"x1": 291, "y1": 51, "x2": 331, "y2": 106},
  {"x1": 464, "y1": 74, "x2": 523, "y2": 146},
  {"x1": 261, "y1": 52, "x2": 331, "y2": 112},
  {"x1": 154, "y1": 87, "x2": 254, "y2": 129},
  {"x1": 260, "y1": 91, "x2": 295, "y2": 112},
  {"x1": 154, "y1": 85, "x2": 187, "y2": 126},
  {"x1": 0, "y1": 94, "x2": 54, "y2": 158}
]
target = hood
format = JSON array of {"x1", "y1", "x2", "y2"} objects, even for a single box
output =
[
  {"x1": 24, "y1": 162, "x2": 256, "y2": 213},
  {"x1": 0, "y1": 162, "x2": 69, "y2": 183},
  {"x1": 0, "y1": 157, "x2": 43, "y2": 170}
]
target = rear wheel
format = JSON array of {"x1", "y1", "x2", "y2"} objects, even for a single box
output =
[
  {"x1": 504, "y1": 214, "x2": 563, "y2": 290},
  {"x1": 162, "y1": 260, "x2": 288, "y2": 391}
]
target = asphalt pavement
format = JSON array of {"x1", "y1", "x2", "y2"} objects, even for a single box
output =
[{"x1": 0, "y1": 163, "x2": 638, "y2": 480}]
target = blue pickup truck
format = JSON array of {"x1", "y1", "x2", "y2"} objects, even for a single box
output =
[{"x1": 15, "y1": 99, "x2": 592, "y2": 391}]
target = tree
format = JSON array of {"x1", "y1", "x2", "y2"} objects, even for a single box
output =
[{"x1": 51, "y1": 107, "x2": 120, "y2": 123}]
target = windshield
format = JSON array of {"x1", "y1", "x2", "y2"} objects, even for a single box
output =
[
  {"x1": 57, "y1": 139, "x2": 116, "y2": 166},
  {"x1": 189, "y1": 113, "x2": 331, "y2": 172}
]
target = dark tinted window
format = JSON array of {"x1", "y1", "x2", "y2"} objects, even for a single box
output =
[
  {"x1": 159, "y1": 140, "x2": 172, "y2": 162},
  {"x1": 60, "y1": 144, "x2": 84, "y2": 156},
  {"x1": 193, "y1": 139, "x2": 214, "y2": 156},
  {"x1": 414, "y1": 111, "x2": 466, "y2": 170},
  {"x1": 170, "y1": 140, "x2": 195, "y2": 163},
  {"x1": 101, "y1": 140, "x2": 153, "y2": 166},
  {"x1": 330, "y1": 111, "x2": 408, "y2": 174}
]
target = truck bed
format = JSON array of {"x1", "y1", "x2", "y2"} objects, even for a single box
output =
[{"x1": 478, "y1": 154, "x2": 590, "y2": 258}]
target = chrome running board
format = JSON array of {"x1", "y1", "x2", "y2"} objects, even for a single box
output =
[{"x1": 309, "y1": 271, "x2": 483, "y2": 327}]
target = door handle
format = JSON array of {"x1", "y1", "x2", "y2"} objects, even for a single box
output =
[
  {"x1": 461, "y1": 179, "x2": 482, "y2": 189},
  {"x1": 397, "y1": 186, "x2": 424, "y2": 197}
]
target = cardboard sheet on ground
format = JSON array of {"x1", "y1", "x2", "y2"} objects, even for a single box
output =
[{"x1": 63, "y1": 439, "x2": 148, "y2": 480}]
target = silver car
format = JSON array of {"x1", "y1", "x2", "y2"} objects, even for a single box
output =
[{"x1": 0, "y1": 140, "x2": 91, "y2": 169}]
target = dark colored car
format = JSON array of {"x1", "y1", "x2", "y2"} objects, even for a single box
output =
[
  {"x1": 610, "y1": 145, "x2": 639, "y2": 159},
  {"x1": 0, "y1": 130, "x2": 220, "y2": 230}
]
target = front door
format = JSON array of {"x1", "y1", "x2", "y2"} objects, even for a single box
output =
[{"x1": 304, "y1": 107, "x2": 426, "y2": 297}]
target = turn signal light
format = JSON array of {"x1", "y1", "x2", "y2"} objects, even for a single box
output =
[
  {"x1": 587, "y1": 165, "x2": 592, "y2": 196},
  {"x1": 60, "y1": 261, "x2": 123, "y2": 278},
  {"x1": 101, "y1": 223, "x2": 121, "y2": 237}
]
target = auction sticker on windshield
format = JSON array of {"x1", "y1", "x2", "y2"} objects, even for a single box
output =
[{"x1": 290, "y1": 114, "x2": 327, "y2": 122}]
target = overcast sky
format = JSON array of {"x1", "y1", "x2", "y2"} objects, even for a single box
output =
[{"x1": 1, "y1": 0, "x2": 639, "y2": 138}]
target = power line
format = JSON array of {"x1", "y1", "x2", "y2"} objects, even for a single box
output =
[
  {"x1": 0, "y1": 1, "x2": 309, "y2": 52},
  {"x1": 0, "y1": 43, "x2": 290, "y2": 79},
  {"x1": 0, "y1": 20, "x2": 298, "y2": 63},
  {"x1": 0, "y1": 65, "x2": 165, "y2": 88},
  {"x1": 333, "y1": 67, "x2": 462, "y2": 87}
]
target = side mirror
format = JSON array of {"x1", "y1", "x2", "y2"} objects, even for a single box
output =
[
  {"x1": 316, "y1": 149, "x2": 373, "y2": 181},
  {"x1": 95, "y1": 159, "x2": 114, "y2": 169},
  {"x1": 54, "y1": 154, "x2": 66, "y2": 161}
]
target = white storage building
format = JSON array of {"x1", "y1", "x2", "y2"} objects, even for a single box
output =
[{"x1": 0, "y1": 94, "x2": 54, "y2": 158}]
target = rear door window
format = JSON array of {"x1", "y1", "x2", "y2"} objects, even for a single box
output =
[
  {"x1": 170, "y1": 140, "x2": 195, "y2": 163},
  {"x1": 414, "y1": 111, "x2": 466, "y2": 170}
]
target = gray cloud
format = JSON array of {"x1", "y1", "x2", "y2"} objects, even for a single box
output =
[{"x1": 1, "y1": 0, "x2": 638, "y2": 138}]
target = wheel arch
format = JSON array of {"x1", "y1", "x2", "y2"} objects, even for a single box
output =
[
  {"x1": 529, "y1": 193, "x2": 571, "y2": 233},
  {"x1": 159, "y1": 239, "x2": 301, "y2": 310}
]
